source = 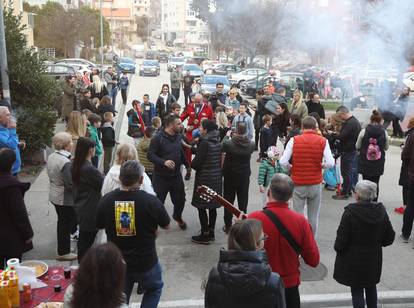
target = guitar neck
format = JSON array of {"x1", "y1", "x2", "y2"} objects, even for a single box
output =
[{"x1": 211, "y1": 194, "x2": 242, "y2": 218}]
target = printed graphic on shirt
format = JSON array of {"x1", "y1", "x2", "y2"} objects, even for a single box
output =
[{"x1": 115, "y1": 201, "x2": 136, "y2": 236}]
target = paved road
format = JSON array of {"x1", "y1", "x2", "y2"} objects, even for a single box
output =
[{"x1": 24, "y1": 60, "x2": 414, "y2": 307}]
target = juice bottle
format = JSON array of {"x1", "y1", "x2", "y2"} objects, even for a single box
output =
[
  {"x1": 0, "y1": 281, "x2": 11, "y2": 308},
  {"x1": 7, "y1": 271, "x2": 19, "y2": 308}
]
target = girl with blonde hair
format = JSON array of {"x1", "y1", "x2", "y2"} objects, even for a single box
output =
[
  {"x1": 101, "y1": 143, "x2": 155, "y2": 196},
  {"x1": 216, "y1": 108, "x2": 230, "y2": 141},
  {"x1": 66, "y1": 111, "x2": 87, "y2": 156},
  {"x1": 290, "y1": 89, "x2": 308, "y2": 120}
]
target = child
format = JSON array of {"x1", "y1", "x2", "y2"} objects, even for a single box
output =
[
  {"x1": 259, "y1": 114, "x2": 273, "y2": 160},
  {"x1": 170, "y1": 102, "x2": 181, "y2": 116},
  {"x1": 101, "y1": 112, "x2": 117, "y2": 174},
  {"x1": 137, "y1": 127, "x2": 155, "y2": 181},
  {"x1": 87, "y1": 113, "x2": 103, "y2": 168},
  {"x1": 152, "y1": 116, "x2": 162, "y2": 132},
  {"x1": 141, "y1": 94, "x2": 156, "y2": 127},
  {"x1": 258, "y1": 146, "x2": 286, "y2": 206}
]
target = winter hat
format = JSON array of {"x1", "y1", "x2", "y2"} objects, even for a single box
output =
[
  {"x1": 201, "y1": 119, "x2": 218, "y2": 133},
  {"x1": 267, "y1": 146, "x2": 280, "y2": 159}
]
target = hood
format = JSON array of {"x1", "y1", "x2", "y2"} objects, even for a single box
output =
[
  {"x1": 232, "y1": 134, "x2": 252, "y2": 147},
  {"x1": 345, "y1": 202, "x2": 387, "y2": 224},
  {"x1": 0, "y1": 173, "x2": 30, "y2": 192},
  {"x1": 366, "y1": 124, "x2": 385, "y2": 138},
  {"x1": 217, "y1": 249, "x2": 271, "y2": 297},
  {"x1": 201, "y1": 130, "x2": 220, "y2": 143}
]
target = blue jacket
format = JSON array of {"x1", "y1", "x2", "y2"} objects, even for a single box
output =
[
  {"x1": 141, "y1": 102, "x2": 156, "y2": 127},
  {"x1": 0, "y1": 125, "x2": 21, "y2": 174}
]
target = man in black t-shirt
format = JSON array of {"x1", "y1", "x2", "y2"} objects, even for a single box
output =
[{"x1": 97, "y1": 160, "x2": 170, "y2": 304}]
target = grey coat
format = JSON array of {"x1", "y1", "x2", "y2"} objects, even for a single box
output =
[
  {"x1": 46, "y1": 150, "x2": 74, "y2": 206},
  {"x1": 61, "y1": 82, "x2": 75, "y2": 119}
]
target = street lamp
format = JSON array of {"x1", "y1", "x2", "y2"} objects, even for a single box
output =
[{"x1": 99, "y1": 0, "x2": 104, "y2": 66}]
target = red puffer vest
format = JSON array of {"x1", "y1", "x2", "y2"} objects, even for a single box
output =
[{"x1": 291, "y1": 130, "x2": 326, "y2": 185}]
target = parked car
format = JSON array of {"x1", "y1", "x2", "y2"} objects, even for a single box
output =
[
  {"x1": 139, "y1": 60, "x2": 160, "y2": 76},
  {"x1": 182, "y1": 63, "x2": 204, "y2": 79},
  {"x1": 117, "y1": 57, "x2": 136, "y2": 74},
  {"x1": 186, "y1": 56, "x2": 209, "y2": 66},
  {"x1": 240, "y1": 73, "x2": 272, "y2": 97},
  {"x1": 55, "y1": 58, "x2": 96, "y2": 69},
  {"x1": 167, "y1": 56, "x2": 186, "y2": 71},
  {"x1": 201, "y1": 60, "x2": 220, "y2": 72},
  {"x1": 207, "y1": 63, "x2": 242, "y2": 75},
  {"x1": 45, "y1": 64, "x2": 76, "y2": 80},
  {"x1": 71, "y1": 64, "x2": 92, "y2": 74},
  {"x1": 158, "y1": 52, "x2": 169, "y2": 63},
  {"x1": 200, "y1": 75, "x2": 231, "y2": 95},
  {"x1": 146, "y1": 51, "x2": 159, "y2": 60},
  {"x1": 228, "y1": 68, "x2": 268, "y2": 87}
]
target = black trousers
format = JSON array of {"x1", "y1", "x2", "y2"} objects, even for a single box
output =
[
  {"x1": 171, "y1": 88, "x2": 180, "y2": 102},
  {"x1": 351, "y1": 285, "x2": 377, "y2": 308},
  {"x1": 77, "y1": 230, "x2": 97, "y2": 263},
  {"x1": 402, "y1": 180, "x2": 414, "y2": 238},
  {"x1": 362, "y1": 174, "x2": 380, "y2": 202},
  {"x1": 223, "y1": 174, "x2": 250, "y2": 227},
  {"x1": 340, "y1": 152, "x2": 356, "y2": 195},
  {"x1": 403, "y1": 186, "x2": 409, "y2": 205},
  {"x1": 152, "y1": 173, "x2": 186, "y2": 221},
  {"x1": 121, "y1": 89, "x2": 127, "y2": 104},
  {"x1": 184, "y1": 91, "x2": 192, "y2": 107},
  {"x1": 198, "y1": 209, "x2": 217, "y2": 232},
  {"x1": 285, "y1": 286, "x2": 301, "y2": 308},
  {"x1": 53, "y1": 204, "x2": 77, "y2": 256}
]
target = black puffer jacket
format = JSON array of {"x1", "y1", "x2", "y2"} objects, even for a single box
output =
[
  {"x1": 191, "y1": 130, "x2": 222, "y2": 210},
  {"x1": 399, "y1": 128, "x2": 414, "y2": 187},
  {"x1": 205, "y1": 249, "x2": 285, "y2": 308},
  {"x1": 334, "y1": 202, "x2": 395, "y2": 288},
  {"x1": 155, "y1": 94, "x2": 176, "y2": 120},
  {"x1": 358, "y1": 124, "x2": 387, "y2": 177}
]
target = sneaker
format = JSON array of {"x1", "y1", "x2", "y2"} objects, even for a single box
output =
[
  {"x1": 222, "y1": 225, "x2": 231, "y2": 234},
  {"x1": 70, "y1": 230, "x2": 79, "y2": 241},
  {"x1": 191, "y1": 232, "x2": 211, "y2": 245},
  {"x1": 332, "y1": 194, "x2": 349, "y2": 200},
  {"x1": 400, "y1": 234, "x2": 410, "y2": 243},
  {"x1": 208, "y1": 229, "x2": 215, "y2": 242},
  {"x1": 174, "y1": 218, "x2": 187, "y2": 230},
  {"x1": 325, "y1": 185, "x2": 336, "y2": 191},
  {"x1": 394, "y1": 206, "x2": 405, "y2": 215},
  {"x1": 56, "y1": 253, "x2": 77, "y2": 261}
]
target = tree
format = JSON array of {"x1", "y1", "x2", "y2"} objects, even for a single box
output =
[
  {"x1": 135, "y1": 15, "x2": 149, "y2": 41},
  {"x1": 4, "y1": 5, "x2": 58, "y2": 156},
  {"x1": 32, "y1": 3, "x2": 110, "y2": 58}
]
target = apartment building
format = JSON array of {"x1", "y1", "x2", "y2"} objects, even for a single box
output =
[
  {"x1": 7, "y1": 0, "x2": 35, "y2": 47},
  {"x1": 161, "y1": 0, "x2": 209, "y2": 51},
  {"x1": 132, "y1": 0, "x2": 151, "y2": 17}
]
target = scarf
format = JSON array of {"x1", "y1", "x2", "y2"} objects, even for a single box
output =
[{"x1": 133, "y1": 104, "x2": 146, "y2": 136}]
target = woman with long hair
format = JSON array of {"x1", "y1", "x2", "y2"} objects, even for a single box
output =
[
  {"x1": 273, "y1": 102, "x2": 291, "y2": 139},
  {"x1": 126, "y1": 100, "x2": 146, "y2": 145},
  {"x1": 190, "y1": 120, "x2": 222, "y2": 244},
  {"x1": 156, "y1": 84, "x2": 177, "y2": 120},
  {"x1": 66, "y1": 111, "x2": 87, "y2": 157},
  {"x1": 90, "y1": 75, "x2": 108, "y2": 100},
  {"x1": 215, "y1": 107, "x2": 230, "y2": 141},
  {"x1": 205, "y1": 219, "x2": 286, "y2": 308},
  {"x1": 71, "y1": 137, "x2": 104, "y2": 262},
  {"x1": 64, "y1": 242, "x2": 128, "y2": 308},
  {"x1": 98, "y1": 95, "x2": 116, "y2": 118},
  {"x1": 356, "y1": 110, "x2": 389, "y2": 201},
  {"x1": 101, "y1": 143, "x2": 155, "y2": 196},
  {"x1": 290, "y1": 89, "x2": 308, "y2": 120}
]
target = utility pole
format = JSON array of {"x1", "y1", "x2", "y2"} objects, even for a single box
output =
[
  {"x1": 0, "y1": 1, "x2": 11, "y2": 108},
  {"x1": 99, "y1": 0, "x2": 104, "y2": 66}
]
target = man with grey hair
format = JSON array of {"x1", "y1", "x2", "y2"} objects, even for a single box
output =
[
  {"x1": 0, "y1": 106, "x2": 25, "y2": 175},
  {"x1": 333, "y1": 180, "x2": 394, "y2": 307},
  {"x1": 280, "y1": 116, "x2": 334, "y2": 236},
  {"x1": 97, "y1": 160, "x2": 170, "y2": 305},
  {"x1": 249, "y1": 173, "x2": 319, "y2": 308}
]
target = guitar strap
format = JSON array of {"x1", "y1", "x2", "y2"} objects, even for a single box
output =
[{"x1": 262, "y1": 209, "x2": 302, "y2": 255}]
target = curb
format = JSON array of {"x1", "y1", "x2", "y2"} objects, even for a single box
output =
[{"x1": 129, "y1": 291, "x2": 414, "y2": 308}]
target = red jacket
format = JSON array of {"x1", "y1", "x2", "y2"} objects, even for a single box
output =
[
  {"x1": 180, "y1": 103, "x2": 214, "y2": 137},
  {"x1": 248, "y1": 201, "x2": 319, "y2": 288},
  {"x1": 291, "y1": 131, "x2": 326, "y2": 185}
]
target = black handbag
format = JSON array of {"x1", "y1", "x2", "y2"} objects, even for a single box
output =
[{"x1": 263, "y1": 209, "x2": 302, "y2": 254}]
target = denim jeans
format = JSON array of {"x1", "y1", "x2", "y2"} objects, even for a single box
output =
[
  {"x1": 125, "y1": 262, "x2": 163, "y2": 307},
  {"x1": 341, "y1": 151, "x2": 357, "y2": 195},
  {"x1": 351, "y1": 285, "x2": 377, "y2": 308}
]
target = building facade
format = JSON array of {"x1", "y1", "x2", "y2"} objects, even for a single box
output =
[
  {"x1": 7, "y1": 0, "x2": 35, "y2": 47},
  {"x1": 161, "y1": 0, "x2": 209, "y2": 51}
]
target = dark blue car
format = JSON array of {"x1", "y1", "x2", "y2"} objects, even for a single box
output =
[{"x1": 117, "y1": 57, "x2": 136, "y2": 74}]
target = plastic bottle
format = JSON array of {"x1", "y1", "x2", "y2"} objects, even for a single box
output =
[
  {"x1": 22, "y1": 283, "x2": 32, "y2": 303},
  {"x1": 7, "y1": 271, "x2": 19, "y2": 308}
]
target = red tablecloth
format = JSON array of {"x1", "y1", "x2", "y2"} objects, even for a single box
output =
[{"x1": 20, "y1": 266, "x2": 77, "y2": 308}]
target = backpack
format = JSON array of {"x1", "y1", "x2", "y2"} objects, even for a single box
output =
[{"x1": 366, "y1": 138, "x2": 381, "y2": 161}]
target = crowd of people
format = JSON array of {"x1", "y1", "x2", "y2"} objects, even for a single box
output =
[{"x1": 1, "y1": 63, "x2": 414, "y2": 308}]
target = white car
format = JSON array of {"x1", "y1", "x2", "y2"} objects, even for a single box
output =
[
  {"x1": 228, "y1": 68, "x2": 268, "y2": 87},
  {"x1": 55, "y1": 58, "x2": 96, "y2": 69}
]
